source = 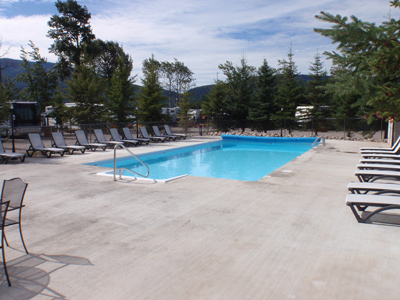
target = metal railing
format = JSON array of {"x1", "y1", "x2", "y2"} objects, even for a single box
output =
[
  {"x1": 312, "y1": 136, "x2": 326, "y2": 147},
  {"x1": 113, "y1": 144, "x2": 150, "y2": 181}
]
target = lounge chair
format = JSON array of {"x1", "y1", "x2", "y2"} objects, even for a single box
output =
[
  {"x1": 139, "y1": 126, "x2": 166, "y2": 143},
  {"x1": 26, "y1": 133, "x2": 65, "y2": 158},
  {"x1": 345, "y1": 193, "x2": 400, "y2": 223},
  {"x1": 0, "y1": 139, "x2": 25, "y2": 164},
  {"x1": 359, "y1": 158, "x2": 400, "y2": 165},
  {"x1": 357, "y1": 163, "x2": 400, "y2": 171},
  {"x1": 94, "y1": 129, "x2": 123, "y2": 148},
  {"x1": 122, "y1": 127, "x2": 150, "y2": 145},
  {"x1": 360, "y1": 136, "x2": 400, "y2": 151},
  {"x1": 52, "y1": 132, "x2": 86, "y2": 154},
  {"x1": 152, "y1": 125, "x2": 177, "y2": 141},
  {"x1": 348, "y1": 181, "x2": 400, "y2": 195},
  {"x1": 164, "y1": 124, "x2": 186, "y2": 139},
  {"x1": 109, "y1": 128, "x2": 139, "y2": 147},
  {"x1": 360, "y1": 142, "x2": 400, "y2": 155},
  {"x1": 361, "y1": 152, "x2": 400, "y2": 159},
  {"x1": 75, "y1": 130, "x2": 107, "y2": 151},
  {"x1": 355, "y1": 169, "x2": 400, "y2": 182}
]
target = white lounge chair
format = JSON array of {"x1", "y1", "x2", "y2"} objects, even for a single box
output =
[
  {"x1": 122, "y1": 127, "x2": 150, "y2": 145},
  {"x1": 139, "y1": 127, "x2": 166, "y2": 143},
  {"x1": 359, "y1": 158, "x2": 400, "y2": 165},
  {"x1": 346, "y1": 193, "x2": 400, "y2": 223},
  {"x1": 360, "y1": 136, "x2": 400, "y2": 151},
  {"x1": 357, "y1": 163, "x2": 400, "y2": 171},
  {"x1": 52, "y1": 132, "x2": 86, "y2": 154},
  {"x1": 75, "y1": 130, "x2": 107, "y2": 151},
  {"x1": 26, "y1": 133, "x2": 65, "y2": 158},
  {"x1": 360, "y1": 142, "x2": 400, "y2": 155},
  {"x1": 0, "y1": 139, "x2": 25, "y2": 164},
  {"x1": 355, "y1": 169, "x2": 400, "y2": 182},
  {"x1": 164, "y1": 124, "x2": 186, "y2": 140},
  {"x1": 109, "y1": 128, "x2": 139, "y2": 147},
  {"x1": 94, "y1": 129, "x2": 123, "y2": 148},
  {"x1": 348, "y1": 181, "x2": 400, "y2": 195}
]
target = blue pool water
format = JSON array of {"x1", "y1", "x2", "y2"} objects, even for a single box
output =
[{"x1": 85, "y1": 135, "x2": 318, "y2": 181}]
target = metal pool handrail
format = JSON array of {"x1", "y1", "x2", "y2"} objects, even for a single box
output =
[
  {"x1": 312, "y1": 136, "x2": 326, "y2": 147},
  {"x1": 113, "y1": 144, "x2": 150, "y2": 181}
]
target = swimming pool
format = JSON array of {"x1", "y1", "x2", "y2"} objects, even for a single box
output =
[{"x1": 85, "y1": 135, "x2": 319, "y2": 182}]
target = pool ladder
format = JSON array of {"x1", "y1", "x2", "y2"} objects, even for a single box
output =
[
  {"x1": 113, "y1": 144, "x2": 150, "y2": 181},
  {"x1": 312, "y1": 136, "x2": 326, "y2": 147}
]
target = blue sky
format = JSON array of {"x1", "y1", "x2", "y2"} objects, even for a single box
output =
[{"x1": 0, "y1": 0, "x2": 397, "y2": 86}]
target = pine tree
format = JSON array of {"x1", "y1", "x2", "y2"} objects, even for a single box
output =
[
  {"x1": 137, "y1": 55, "x2": 166, "y2": 125},
  {"x1": 248, "y1": 59, "x2": 276, "y2": 132},
  {"x1": 201, "y1": 79, "x2": 229, "y2": 131},
  {"x1": 275, "y1": 48, "x2": 304, "y2": 133},
  {"x1": 314, "y1": 1, "x2": 400, "y2": 121}
]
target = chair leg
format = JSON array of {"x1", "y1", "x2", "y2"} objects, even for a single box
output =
[
  {"x1": 18, "y1": 222, "x2": 28, "y2": 254},
  {"x1": 1, "y1": 236, "x2": 11, "y2": 286}
]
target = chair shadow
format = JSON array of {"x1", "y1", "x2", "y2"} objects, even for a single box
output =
[
  {"x1": 361, "y1": 211, "x2": 400, "y2": 227},
  {"x1": 0, "y1": 252, "x2": 93, "y2": 300}
]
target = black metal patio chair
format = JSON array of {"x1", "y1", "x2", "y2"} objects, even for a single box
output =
[
  {"x1": 1, "y1": 177, "x2": 29, "y2": 254},
  {"x1": 1, "y1": 201, "x2": 11, "y2": 286}
]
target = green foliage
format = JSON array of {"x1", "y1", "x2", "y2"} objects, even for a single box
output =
[
  {"x1": 106, "y1": 56, "x2": 136, "y2": 123},
  {"x1": 0, "y1": 77, "x2": 19, "y2": 123},
  {"x1": 201, "y1": 80, "x2": 229, "y2": 131},
  {"x1": 47, "y1": 0, "x2": 95, "y2": 79},
  {"x1": 248, "y1": 59, "x2": 277, "y2": 132},
  {"x1": 65, "y1": 65, "x2": 106, "y2": 124},
  {"x1": 219, "y1": 56, "x2": 255, "y2": 131},
  {"x1": 137, "y1": 55, "x2": 166, "y2": 124},
  {"x1": 314, "y1": 1, "x2": 400, "y2": 121},
  {"x1": 17, "y1": 41, "x2": 58, "y2": 111},
  {"x1": 275, "y1": 48, "x2": 304, "y2": 132}
]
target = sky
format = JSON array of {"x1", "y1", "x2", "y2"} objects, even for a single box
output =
[{"x1": 0, "y1": 0, "x2": 398, "y2": 87}]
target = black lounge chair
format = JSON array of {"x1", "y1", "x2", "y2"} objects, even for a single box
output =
[
  {"x1": 94, "y1": 129, "x2": 123, "y2": 148},
  {"x1": 109, "y1": 128, "x2": 139, "y2": 147},
  {"x1": 0, "y1": 139, "x2": 25, "y2": 164},
  {"x1": 26, "y1": 133, "x2": 65, "y2": 158},
  {"x1": 139, "y1": 126, "x2": 166, "y2": 143},
  {"x1": 164, "y1": 124, "x2": 186, "y2": 139},
  {"x1": 75, "y1": 130, "x2": 107, "y2": 151},
  {"x1": 152, "y1": 126, "x2": 177, "y2": 141},
  {"x1": 122, "y1": 127, "x2": 150, "y2": 145},
  {"x1": 52, "y1": 132, "x2": 86, "y2": 154}
]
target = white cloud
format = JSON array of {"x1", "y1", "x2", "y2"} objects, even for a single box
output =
[{"x1": 0, "y1": 0, "x2": 398, "y2": 86}]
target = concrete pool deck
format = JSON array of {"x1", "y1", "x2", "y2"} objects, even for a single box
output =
[{"x1": 0, "y1": 136, "x2": 399, "y2": 299}]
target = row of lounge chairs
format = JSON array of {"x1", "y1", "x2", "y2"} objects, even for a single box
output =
[
  {"x1": 0, "y1": 125, "x2": 186, "y2": 162},
  {"x1": 345, "y1": 136, "x2": 400, "y2": 223}
]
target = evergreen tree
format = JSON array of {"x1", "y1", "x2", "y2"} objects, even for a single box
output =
[
  {"x1": 47, "y1": 0, "x2": 96, "y2": 79},
  {"x1": 137, "y1": 55, "x2": 165, "y2": 125},
  {"x1": 275, "y1": 48, "x2": 304, "y2": 133},
  {"x1": 65, "y1": 65, "x2": 106, "y2": 124},
  {"x1": 0, "y1": 77, "x2": 19, "y2": 123},
  {"x1": 201, "y1": 79, "x2": 229, "y2": 131},
  {"x1": 314, "y1": 1, "x2": 400, "y2": 121},
  {"x1": 219, "y1": 56, "x2": 255, "y2": 131},
  {"x1": 248, "y1": 59, "x2": 277, "y2": 132},
  {"x1": 306, "y1": 53, "x2": 329, "y2": 134},
  {"x1": 18, "y1": 41, "x2": 58, "y2": 112},
  {"x1": 106, "y1": 56, "x2": 136, "y2": 124}
]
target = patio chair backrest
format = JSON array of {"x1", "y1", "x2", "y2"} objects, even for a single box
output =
[
  {"x1": 28, "y1": 133, "x2": 46, "y2": 149},
  {"x1": 52, "y1": 132, "x2": 67, "y2": 147},
  {"x1": 1, "y1": 177, "x2": 28, "y2": 210},
  {"x1": 94, "y1": 129, "x2": 107, "y2": 143},
  {"x1": 164, "y1": 125, "x2": 172, "y2": 135},
  {"x1": 0, "y1": 139, "x2": 6, "y2": 153},
  {"x1": 123, "y1": 127, "x2": 134, "y2": 139},
  {"x1": 152, "y1": 126, "x2": 161, "y2": 136},
  {"x1": 110, "y1": 128, "x2": 123, "y2": 142},
  {"x1": 75, "y1": 131, "x2": 89, "y2": 144},
  {"x1": 140, "y1": 126, "x2": 150, "y2": 138}
]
